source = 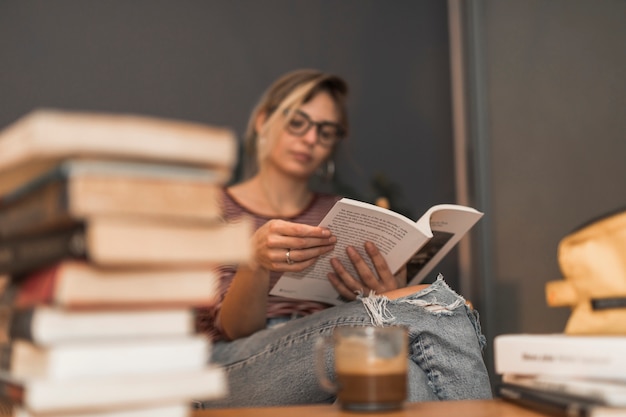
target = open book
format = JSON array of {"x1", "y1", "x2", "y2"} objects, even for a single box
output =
[{"x1": 270, "y1": 198, "x2": 483, "y2": 305}]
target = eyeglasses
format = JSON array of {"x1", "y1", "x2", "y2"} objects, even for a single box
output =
[{"x1": 285, "y1": 110, "x2": 346, "y2": 147}]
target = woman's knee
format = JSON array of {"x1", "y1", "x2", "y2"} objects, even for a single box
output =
[{"x1": 383, "y1": 283, "x2": 430, "y2": 300}]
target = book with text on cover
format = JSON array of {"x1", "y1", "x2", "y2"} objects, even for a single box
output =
[
  {"x1": 494, "y1": 334, "x2": 626, "y2": 381},
  {"x1": 270, "y1": 198, "x2": 483, "y2": 305}
]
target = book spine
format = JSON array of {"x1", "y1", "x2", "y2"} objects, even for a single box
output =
[
  {"x1": 0, "y1": 180, "x2": 74, "y2": 240},
  {"x1": 0, "y1": 374, "x2": 24, "y2": 408},
  {"x1": 591, "y1": 297, "x2": 626, "y2": 311},
  {"x1": 0, "y1": 342, "x2": 12, "y2": 371},
  {"x1": 8, "y1": 309, "x2": 35, "y2": 343},
  {"x1": 0, "y1": 226, "x2": 87, "y2": 277}
]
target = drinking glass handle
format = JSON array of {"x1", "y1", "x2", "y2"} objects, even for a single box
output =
[{"x1": 314, "y1": 335, "x2": 337, "y2": 393}]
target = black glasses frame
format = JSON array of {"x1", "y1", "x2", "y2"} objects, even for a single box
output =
[{"x1": 284, "y1": 110, "x2": 346, "y2": 146}]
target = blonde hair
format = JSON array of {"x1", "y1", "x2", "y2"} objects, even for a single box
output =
[{"x1": 242, "y1": 69, "x2": 349, "y2": 178}]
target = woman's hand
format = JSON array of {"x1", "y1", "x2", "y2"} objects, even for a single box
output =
[
  {"x1": 251, "y1": 219, "x2": 337, "y2": 272},
  {"x1": 327, "y1": 241, "x2": 407, "y2": 301},
  {"x1": 219, "y1": 219, "x2": 335, "y2": 340}
]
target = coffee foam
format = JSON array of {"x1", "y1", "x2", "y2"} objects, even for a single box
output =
[{"x1": 335, "y1": 339, "x2": 406, "y2": 375}]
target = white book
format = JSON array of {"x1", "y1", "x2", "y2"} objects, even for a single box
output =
[
  {"x1": 5, "y1": 307, "x2": 197, "y2": 345},
  {"x1": 0, "y1": 367, "x2": 226, "y2": 414},
  {"x1": 271, "y1": 198, "x2": 483, "y2": 305},
  {"x1": 494, "y1": 334, "x2": 626, "y2": 381},
  {"x1": 6, "y1": 336, "x2": 210, "y2": 380}
]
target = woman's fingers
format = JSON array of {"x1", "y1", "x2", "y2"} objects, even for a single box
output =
[
  {"x1": 264, "y1": 220, "x2": 336, "y2": 250},
  {"x1": 252, "y1": 220, "x2": 336, "y2": 271},
  {"x1": 328, "y1": 242, "x2": 404, "y2": 296},
  {"x1": 328, "y1": 256, "x2": 375, "y2": 296},
  {"x1": 363, "y1": 241, "x2": 399, "y2": 289},
  {"x1": 283, "y1": 245, "x2": 335, "y2": 264},
  {"x1": 327, "y1": 261, "x2": 362, "y2": 301},
  {"x1": 267, "y1": 245, "x2": 335, "y2": 271},
  {"x1": 345, "y1": 245, "x2": 384, "y2": 291}
]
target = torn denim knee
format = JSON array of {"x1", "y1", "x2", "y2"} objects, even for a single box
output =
[{"x1": 358, "y1": 274, "x2": 467, "y2": 327}]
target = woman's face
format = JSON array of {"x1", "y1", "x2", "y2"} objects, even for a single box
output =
[{"x1": 265, "y1": 91, "x2": 341, "y2": 180}]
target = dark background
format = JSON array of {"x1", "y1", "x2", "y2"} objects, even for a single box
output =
[{"x1": 0, "y1": 0, "x2": 455, "y2": 218}]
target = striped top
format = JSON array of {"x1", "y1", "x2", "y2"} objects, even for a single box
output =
[{"x1": 195, "y1": 188, "x2": 342, "y2": 341}]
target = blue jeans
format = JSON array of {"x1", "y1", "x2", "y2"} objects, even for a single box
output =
[{"x1": 199, "y1": 276, "x2": 492, "y2": 408}]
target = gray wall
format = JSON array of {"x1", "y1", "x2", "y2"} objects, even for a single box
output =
[
  {"x1": 0, "y1": 1, "x2": 462, "y2": 283},
  {"x1": 465, "y1": 0, "x2": 626, "y2": 381}
]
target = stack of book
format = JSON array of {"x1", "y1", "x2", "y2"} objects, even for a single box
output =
[
  {"x1": 0, "y1": 109, "x2": 252, "y2": 416},
  {"x1": 494, "y1": 333, "x2": 626, "y2": 417}
]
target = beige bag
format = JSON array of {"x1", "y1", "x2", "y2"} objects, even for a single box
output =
[{"x1": 545, "y1": 208, "x2": 626, "y2": 335}]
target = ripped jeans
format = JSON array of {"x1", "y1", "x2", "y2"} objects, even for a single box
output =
[{"x1": 199, "y1": 276, "x2": 492, "y2": 408}]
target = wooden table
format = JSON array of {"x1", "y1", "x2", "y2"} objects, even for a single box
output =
[{"x1": 192, "y1": 399, "x2": 548, "y2": 417}]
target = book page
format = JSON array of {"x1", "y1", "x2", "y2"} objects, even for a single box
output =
[
  {"x1": 270, "y1": 198, "x2": 431, "y2": 305},
  {"x1": 407, "y1": 204, "x2": 483, "y2": 285}
]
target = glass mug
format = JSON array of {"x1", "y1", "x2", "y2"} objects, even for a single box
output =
[{"x1": 315, "y1": 325, "x2": 408, "y2": 412}]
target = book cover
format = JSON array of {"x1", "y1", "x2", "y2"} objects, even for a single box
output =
[
  {"x1": 0, "y1": 109, "x2": 237, "y2": 196},
  {"x1": 270, "y1": 198, "x2": 483, "y2": 305},
  {"x1": 494, "y1": 334, "x2": 626, "y2": 381}
]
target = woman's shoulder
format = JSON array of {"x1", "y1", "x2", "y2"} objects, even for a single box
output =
[{"x1": 220, "y1": 187, "x2": 251, "y2": 221}]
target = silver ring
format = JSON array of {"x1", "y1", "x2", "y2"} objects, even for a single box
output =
[{"x1": 286, "y1": 249, "x2": 294, "y2": 265}]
